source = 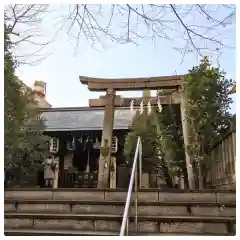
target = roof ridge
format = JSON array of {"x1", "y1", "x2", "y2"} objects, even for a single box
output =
[{"x1": 40, "y1": 106, "x2": 132, "y2": 112}]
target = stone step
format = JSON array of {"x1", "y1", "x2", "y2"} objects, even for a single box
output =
[
  {"x1": 5, "y1": 200, "x2": 236, "y2": 217},
  {"x1": 4, "y1": 213, "x2": 235, "y2": 235},
  {"x1": 4, "y1": 189, "x2": 236, "y2": 204},
  {"x1": 4, "y1": 229, "x2": 234, "y2": 236}
]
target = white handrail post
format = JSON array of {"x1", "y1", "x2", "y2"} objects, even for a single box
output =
[
  {"x1": 139, "y1": 139, "x2": 142, "y2": 188},
  {"x1": 135, "y1": 150, "x2": 138, "y2": 232},
  {"x1": 120, "y1": 137, "x2": 140, "y2": 236}
]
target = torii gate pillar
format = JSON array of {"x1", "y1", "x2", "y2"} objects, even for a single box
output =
[{"x1": 98, "y1": 88, "x2": 116, "y2": 188}]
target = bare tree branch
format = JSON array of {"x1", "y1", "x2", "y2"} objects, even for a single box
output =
[
  {"x1": 127, "y1": 5, "x2": 131, "y2": 41},
  {"x1": 5, "y1": 4, "x2": 236, "y2": 64},
  {"x1": 170, "y1": 4, "x2": 200, "y2": 54},
  {"x1": 4, "y1": 4, "x2": 52, "y2": 65},
  {"x1": 63, "y1": 4, "x2": 235, "y2": 57}
]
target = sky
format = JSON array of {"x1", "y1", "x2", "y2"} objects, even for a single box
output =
[{"x1": 14, "y1": 4, "x2": 236, "y2": 113}]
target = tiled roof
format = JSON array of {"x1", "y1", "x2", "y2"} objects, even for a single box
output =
[{"x1": 41, "y1": 107, "x2": 136, "y2": 132}]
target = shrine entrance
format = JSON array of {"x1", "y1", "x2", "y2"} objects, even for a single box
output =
[
  {"x1": 79, "y1": 75, "x2": 195, "y2": 189},
  {"x1": 57, "y1": 132, "x2": 101, "y2": 188},
  {"x1": 53, "y1": 128, "x2": 127, "y2": 189}
]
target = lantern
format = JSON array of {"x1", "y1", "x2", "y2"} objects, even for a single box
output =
[
  {"x1": 111, "y1": 136, "x2": 118, "y2": 153},
  {"x1": 49, "y1": 137, "x2": 59, "y2": 153}
]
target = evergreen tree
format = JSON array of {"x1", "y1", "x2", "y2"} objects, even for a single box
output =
[
  {"x1": 184, "y1": 57, "x2": 234, "y2": 187},
  {"x1": 4, "y1": 23, "x2": 50, "y2": 186}
]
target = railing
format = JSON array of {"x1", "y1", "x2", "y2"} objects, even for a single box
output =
[
  {"x1": 59, "y1": 170, "x2": 98, "y2": 188},
  {"x1": 206, "y1": 122, "x2": 236, "y2": 189},
  {"x1": 120, "y1": 137, "x2": 142, "y2": 236}
]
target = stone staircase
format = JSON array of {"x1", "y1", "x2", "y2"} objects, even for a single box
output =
[{"x1": 4, "y1": 188, "x2": 236, "y2": 236}]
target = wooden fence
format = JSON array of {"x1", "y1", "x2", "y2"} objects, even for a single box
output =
[{"x1": 206, "y1": 122, "x2": 236, "y2": 189}]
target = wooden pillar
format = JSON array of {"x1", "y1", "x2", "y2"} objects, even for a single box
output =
[
  {"x1": 179, "y1": 86, "x2": 195, "y2": 189},
  {"x1": 98, "y1": 88, "x2": 116, "y2": 188}
]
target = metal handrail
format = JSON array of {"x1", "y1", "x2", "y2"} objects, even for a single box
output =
[{"x1": 120, "y1": 137, "x2": 142, "y2": 236}]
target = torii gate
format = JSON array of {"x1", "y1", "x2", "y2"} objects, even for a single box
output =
[{"x1": 79, "y1": 75, "x2": 194, "y2": 189}]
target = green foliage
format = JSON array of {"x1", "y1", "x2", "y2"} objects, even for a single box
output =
[
  {"x1": 184, "y1": 56, "x2": 234, "y2": 156},
  {"x1": 124, "y1": 106, "x2": 181, "y2": 187},
  {"x1": 156, "y1": 103, "x2": 185, "y2": 176},
  {"x1": 4, "y1": 23, "x2": 50, "y2": 185},
  {"x1": 183, "y1": 56, "x2": 234, "y2": 185},
  {"x1": 124, "y1": 109, "x2": 159, "y2": 171}
]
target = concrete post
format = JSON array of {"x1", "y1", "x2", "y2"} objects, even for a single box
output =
[
  {"x1": 179, "y1": 86, "x2": 195, "y2": 189},
  {"x1": 98, "y1": 88, "x2": 116, "y2": 188}
]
